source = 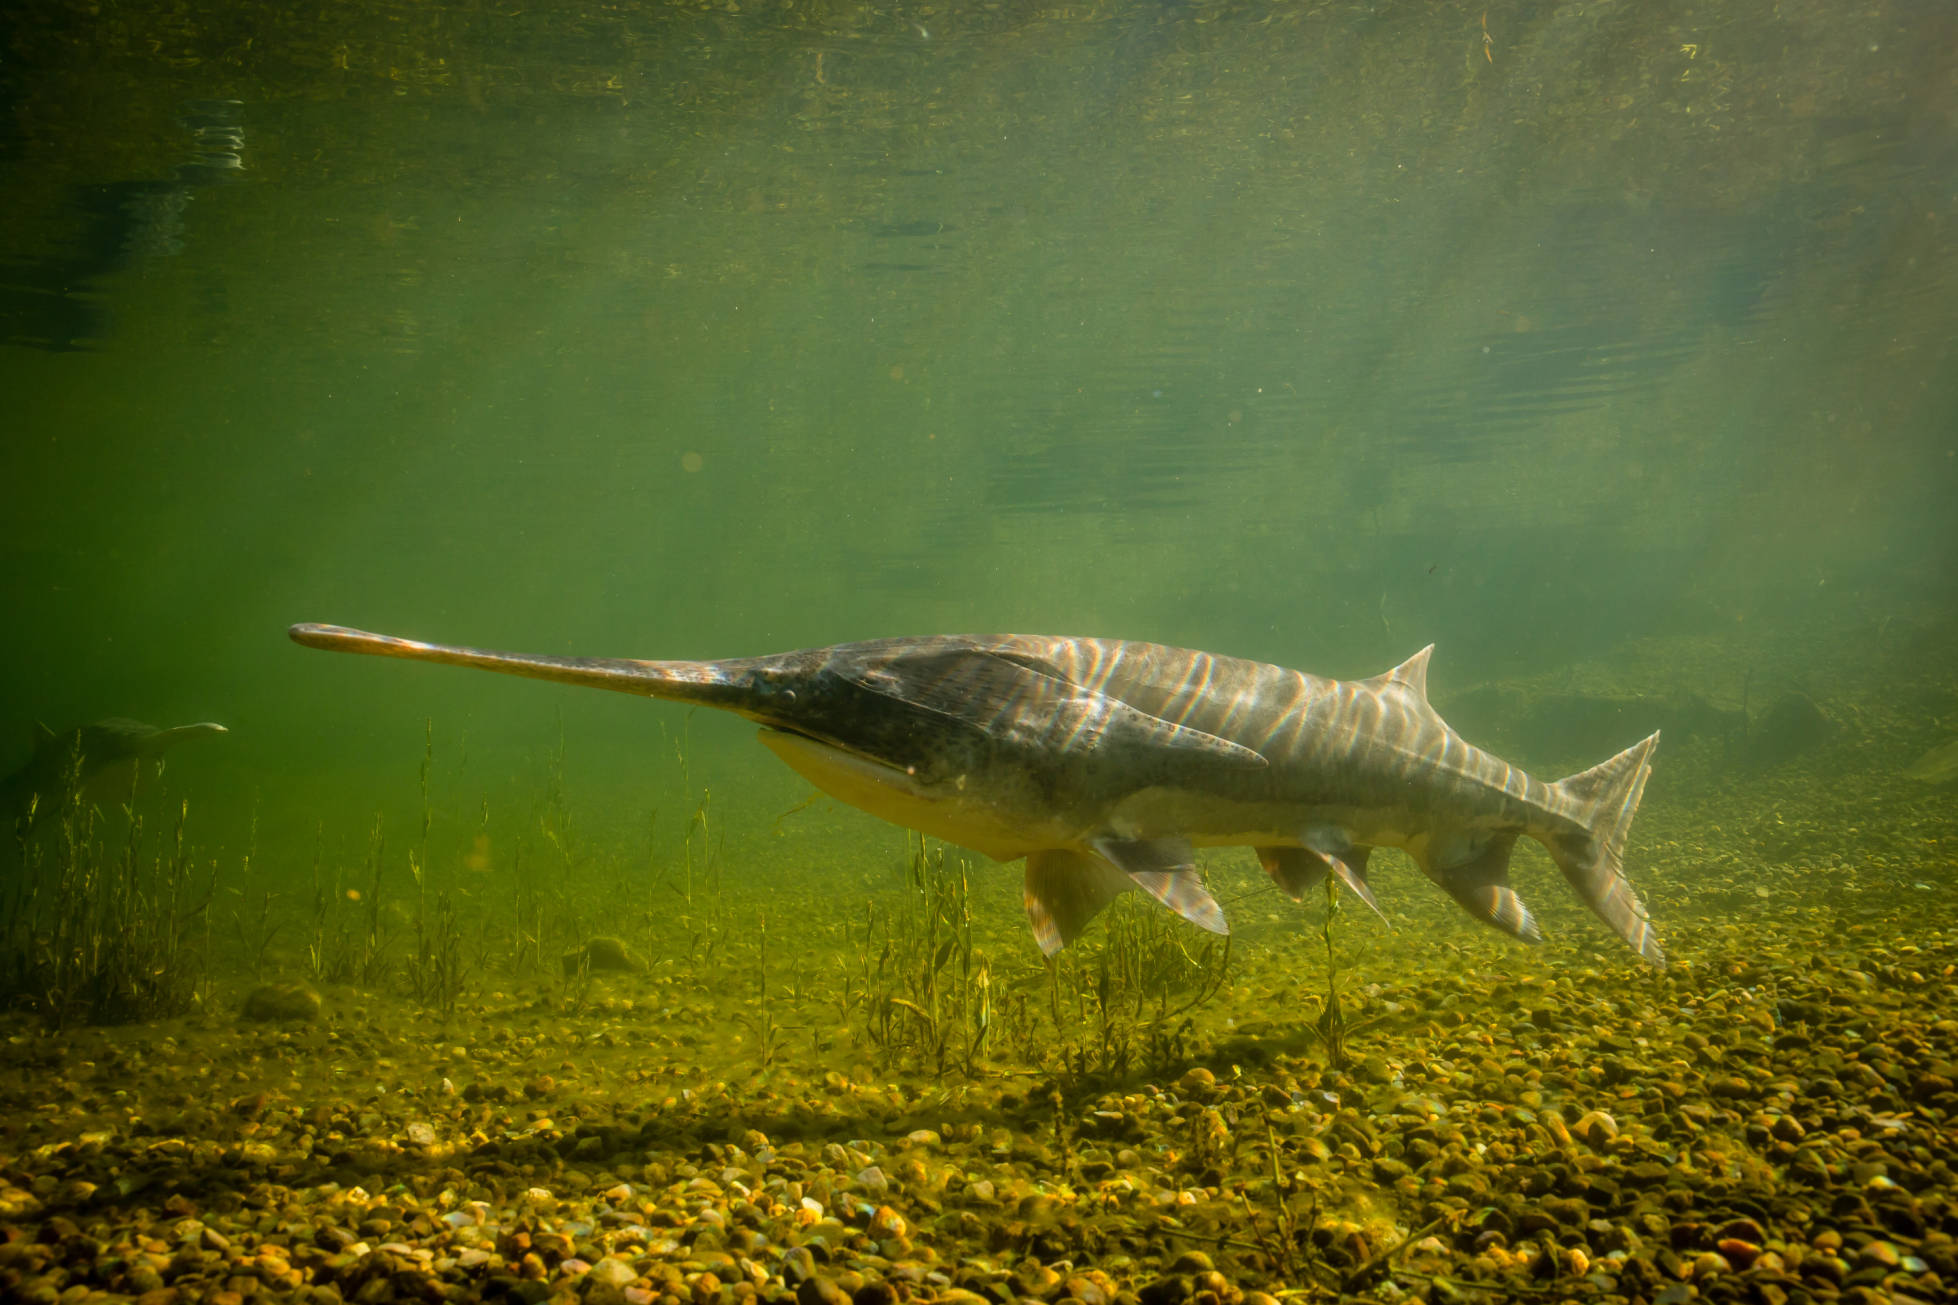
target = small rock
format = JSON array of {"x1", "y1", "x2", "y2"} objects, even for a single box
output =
[
  {"x1": 1574, "y1": 1110, "x2": 1618, "y2": 1147},
  {"x1": 589, "y1": 1258, "x2": 638, "y2": 1288},
  {"x1": 1138, "y1": 1277, "x2": 1190, "y2": 1305},
  {"x1": 796, "y1": 1276, "x2": 851, "y2": 1305},
  {"x1": 1013, "y1": 1264, "x2": 1061, "y2": 1298},
  {"x1": 1540, "y1": 1196, "x2": 1590, "y2": 1228},
  {"x1": 316, "y1": 1226, "x2": 357, "y2": 1253},
  {"x1": 781, "y1": 1248, "x2": 818, "y2": 1286},
  {"x1": 1065, "y1": 1275, "x2": 1111, "y2": 1305},
  {"x1": 1371, "y1": 1157, "x2": 1413, "y2": 1183},
  {"x1": 1745, "y1": 692, "x2": 1834, "y2": 768},
  {"x1": 1191, "y1": 1270, "x2": 1233, "y2": 1303},
  {"x1": 1714, "y1": 1218, "x2": 1765, "y2": 1245},
  {"x1": 1690, "y1": 1251, "x2": 1728, "y2": 1279},
  {"x1": 562, "y1": 936, "x2": 643, "y2": 975},
  {"x1": 240, "y1": 982, "x2": 321, "y2": 1022}
]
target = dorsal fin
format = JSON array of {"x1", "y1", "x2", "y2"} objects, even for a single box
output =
[{"x1": 1362, "y1": 644, "x2": 1433, "y2": 705}]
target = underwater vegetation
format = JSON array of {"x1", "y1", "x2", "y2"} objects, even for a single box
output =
[
  {"x1": 2, "y1": 741, "x2": 216, "y2": 1026},
  {"x1": 3, "y1": 616, "x2": 1957, "y2": 1305},
  {"x1": 2, "y1": 718, "x2": 228, "y2": 837}
]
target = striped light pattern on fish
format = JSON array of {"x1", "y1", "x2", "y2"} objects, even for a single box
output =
[{"x1": 289, "y1": 624, "x2": 1664, "y2": 963}]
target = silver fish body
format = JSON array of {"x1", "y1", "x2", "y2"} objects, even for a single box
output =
[{"x1": 288, "y1": 625, "x2": 1662, "y2": 963}]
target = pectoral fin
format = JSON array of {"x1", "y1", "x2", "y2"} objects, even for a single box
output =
[
  {"x1": 1024, "y1": 849, "x2": 1133, "y2": 956},
  {"x1": 1091, "y1": 835, "x2": 1228, "y2": 935},
  {"x1": 1090, "y1": 834, "x2": 1195, "y2": 876}
]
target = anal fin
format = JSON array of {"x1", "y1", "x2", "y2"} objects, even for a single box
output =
[{"x1": 1430, "y1": 832, "x2": 1541, "y2": 944}]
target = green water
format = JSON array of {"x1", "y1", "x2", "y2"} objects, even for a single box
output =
[
  {"x1": 3, "y1": 0, "x2": 1954, "y2": 983},
  {"x1": 4, "y1": 15, "x2": 1958, "y2": 1305}
]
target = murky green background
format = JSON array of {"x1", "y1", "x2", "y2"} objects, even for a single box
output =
[{"x1": 2, "y1": 0, "x2": 1954, "y2": 878}]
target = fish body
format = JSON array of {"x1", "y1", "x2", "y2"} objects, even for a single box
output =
[
  {"x1": 1904, "y1": 736, "x2": 1958, "y2": 786},
  {"x1": 4, "y1": 717, "x2": 229, "y2": 829},
  {"x1": 288, "y1": 624, "x2": 1662, "y2": 962}
]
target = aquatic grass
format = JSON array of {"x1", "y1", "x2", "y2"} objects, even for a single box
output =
[
  {"x1": 356, "y1": 813, "x2": 392, "y2": 985},
  {"x1": 303, "y1": 821, "x2": 330, "y2": 982},
  {"x1": 1045, "y1": 887, "x2": 1233, "y2": 1081},
  {"x1": 299, "y1": 809, "x2": 403, "y2": 988},
  {"x1": 230, "y1": 803, "x2": 281, "y2": 979},
  {"x1": 748, "y1": 909, "x2": 788, "y2": 1069},
  {"x1": 855, "y1": 833, "x2": 992, "y2": 1075},
  {"x1": 402, "y1": 720, "x2": 468, "y2": 1016},
  {"x1": 1303, "y1": 871, "x2": 1381, "y2": 1071},
  {"x1": 1235, "y1": 1102, "x2": 1321, "y2": 1288},
  {"x1": 510, "y1": 838, "x2": 546, "y2": 977},
  {"x1": 639, "y1": 713, "x2": 734, "y2": 979},
  {"x1": 0, "y1": 754, "x2": 216, "y2": 1026},
  {"x1": 846, "y1": 838, "x2": 1236, "y2": 1080},
  {"x1": 538, "y1": 715, "x2": 577, "y2": 881},
  {"x1": 408, "y1": 884, "x2": 467, "y2": 1018}
]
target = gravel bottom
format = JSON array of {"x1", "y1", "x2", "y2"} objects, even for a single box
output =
[
  {"x1": 5, "y1": 671, "x2": 1958, "y2": 1305},
  {"x1": 3, "y1": 880, "x2": 1956, "y2": 1305}
]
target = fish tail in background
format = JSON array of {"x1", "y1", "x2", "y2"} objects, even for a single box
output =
[{"x1": 1544, "y1": 731, "x2": 1664, "y2": 964}]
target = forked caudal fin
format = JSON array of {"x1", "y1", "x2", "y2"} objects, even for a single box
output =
[{"x1": 1546, "y1": 731, "x2": 1663, "y2": 964}]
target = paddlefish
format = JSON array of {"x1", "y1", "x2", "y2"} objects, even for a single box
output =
[
  {"x1": 5, "y1": 717, "x2": 229, "y2": 830},
  {"x1": 288, "y1": 625, "x2": 1663, "y2": 963}
]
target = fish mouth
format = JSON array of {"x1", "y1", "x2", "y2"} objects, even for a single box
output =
[
  {"x1": 756, "y1": 725, "x2": 914, "y2": 776},
  {"x1": 757, "y1": 726, "x2": 928, "y2": 785}
]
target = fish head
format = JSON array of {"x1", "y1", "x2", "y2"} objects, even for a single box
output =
[{"x1": 723, "y1": 647, "x2": 984, "y2": 790}]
